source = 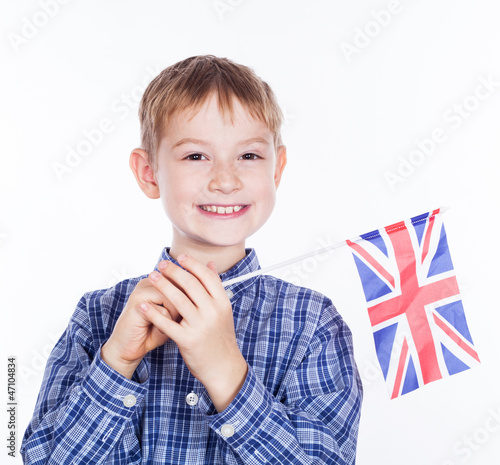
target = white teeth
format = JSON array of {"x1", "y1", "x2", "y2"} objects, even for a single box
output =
[{"x1": 201, "y1": 205, "x2": 244, "y2": 214}]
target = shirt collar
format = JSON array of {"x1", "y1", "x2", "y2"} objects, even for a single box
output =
[{"x1": 154, "y1": 247, "x2": 261, "y2": 282}]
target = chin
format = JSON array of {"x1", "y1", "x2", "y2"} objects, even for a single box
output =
[{"x1": 201, "y1": 238, "x2": 247, "y2": 248}]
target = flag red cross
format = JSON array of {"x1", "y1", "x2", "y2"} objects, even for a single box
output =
[{"x1": 366, "y1": 219, "x2": 460, "y2": 385}]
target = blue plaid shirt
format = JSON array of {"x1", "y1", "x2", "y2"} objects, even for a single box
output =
[{"x1": 22, "y1": 248, "x2": 362, "y2": 464}]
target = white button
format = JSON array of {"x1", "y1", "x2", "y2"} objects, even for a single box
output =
[
  {"x1": 185, "y1": 392, "x2": 199, "y2": 406},
  {"x1": 123, "y1": 394, "x2": 136, "y2": 408},
  {"x1": 221, "y1": 424, "x2": 235, "y2": 437},
  {"x1": 225, "y1": 289, "x2": 234, "y2": 299}
]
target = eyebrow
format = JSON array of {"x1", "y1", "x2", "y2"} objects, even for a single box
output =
[{"x1": 171, "y1": 137, "x2": 271, "y2": 149}]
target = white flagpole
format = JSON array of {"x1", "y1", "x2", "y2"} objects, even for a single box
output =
[
  {"x1": 222, "y1": 237, "x2": 353, "y2": 287},
  {"x1": 222, "y1": 206, "x2": 449, "y2": 288}
]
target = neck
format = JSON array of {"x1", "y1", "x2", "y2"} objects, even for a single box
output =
[{"x1": 169, "y1": 237, "x2": 247, "y2": 275}]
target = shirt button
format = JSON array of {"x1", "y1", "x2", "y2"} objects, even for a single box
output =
[
  {"x1": 225, "y1": 289, "x2": 234, "y2": 299},
  {"x1": 185, "y1": 392, "x2": 199, "y2": 406},
  {"x1": 123, "y1": 394, "x2": 136, "y2": 408},
  {"x1": 221, "y1": 424, "x2": 235, "y2": 437}
]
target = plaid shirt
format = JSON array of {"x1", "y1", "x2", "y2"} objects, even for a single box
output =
[{"x1": 21, "y1": 248, "x2": 362, "y2": 464}]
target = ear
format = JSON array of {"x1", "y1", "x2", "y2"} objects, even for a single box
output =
[
  {"x1": 274, "y1": 145, "x2": 287, "y2": 189},
  {"x1": 129, "y1": 148, "x2": 160, "y2": 199}
]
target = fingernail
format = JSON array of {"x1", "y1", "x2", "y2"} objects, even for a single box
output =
[
  {"x1": 149, "y1": 271, "x2": 160, "y2": 281},
  {"x1": 140, "y1": 303, "x2": 148, "y2": 312},
  {"x1": 158, "y1": 261, "x2": 168, "y2": 270},
  {"x1": 177, "y1": 254, "x2": 187, "y2": 262}
]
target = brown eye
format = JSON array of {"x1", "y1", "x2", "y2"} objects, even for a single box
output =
[
  {"x1": 186, "y1": 153, "x2": 206, "y2": 160},
  {"x1": 240, "y1": 153, "x2": 260, "y2": 160}
]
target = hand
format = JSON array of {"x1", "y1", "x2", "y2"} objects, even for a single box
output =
[
  {"x1": 140, "y1": 254, "x2": 248, "y2": 412},
  {"x1": 101, "y1": 277, "x2": 181, "y2": 379}
]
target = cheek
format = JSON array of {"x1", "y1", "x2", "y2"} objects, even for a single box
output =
[
  {"x1": 252, "y1": 177, "x2": 277, "y2": 212},
  {"x1": 263, "y1": 191, "x2": 277, "y2": 213},
  {"x1": 160, "y1": 176, "x2": 190, "y2": 213},
  {"x1": 161, "y1": 169, "x2": 195, "y2": 198},
  {"x1": 255, "y1": 172, "x2": 278, "y2": 197}
]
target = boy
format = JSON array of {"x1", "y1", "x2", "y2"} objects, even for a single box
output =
[{"x1": 21, "y1": 55, "x2": 362, "y2": 464}]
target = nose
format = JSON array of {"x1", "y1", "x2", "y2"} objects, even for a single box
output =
[{"x1": 208, "y1": 161, "x2": 242, "y2": 194}]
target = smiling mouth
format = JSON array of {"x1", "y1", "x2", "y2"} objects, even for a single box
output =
[{"x1": 199, "y1": 205, "x2": 245, "y2": 214}]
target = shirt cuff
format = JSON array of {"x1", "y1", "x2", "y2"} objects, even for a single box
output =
[
  {"x1": 198, "y1": 364, "x2": 274, "y2": 449},
  {"x1": 79, "y1": 346, "x2": 149, "y2": 419}
]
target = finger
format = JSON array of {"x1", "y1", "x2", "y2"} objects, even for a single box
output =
[
  {"x1": 140, "y1": 302, "x2": 171, "y2": 335},
  {"x1": 158, "y1": 260, "x2": 213, "y2": 306},
  {"x1": 148, "y1": 288, "x2": 181, "y2": 322},
  {"x1": 206, "y1": 260, "x2": 219, "y2": 277},
  {"x1": 148, "y1": 269, "x2": 198, "y2": 321},
  {"x1": 140, "y1": 301, "x2": 183, "y2": 342},
  {"x1": 147, "y1": 301, "x2": 175, "y2": 323},
  {"x1": 176, "y1": 254, "x2": 227, "y2": 299},
  {"x1": 135, "y1": 282, "x2": 181, "y2": 322},
  {"x1": 136, "y1": 278, "x2": 178, "y2": 310}
]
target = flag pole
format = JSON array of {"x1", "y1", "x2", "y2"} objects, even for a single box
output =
[
  {"x1": 222, "y1": 238, "x2": 350, "y2": 287},
  {"x1": 222, "y1": 206, "x2": 449, "y2": 288}
]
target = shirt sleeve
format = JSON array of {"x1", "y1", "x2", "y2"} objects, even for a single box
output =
[
  {"x1": 198, "y1": 302, "x2": 363, "y2": 465},
  {"x1": 20, "y1": 294, "x2": 149, "y2": 465}
]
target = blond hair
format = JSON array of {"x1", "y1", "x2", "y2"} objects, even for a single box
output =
[{"x1": 139, "y1": 55, "x2": 284, "y2": 171}]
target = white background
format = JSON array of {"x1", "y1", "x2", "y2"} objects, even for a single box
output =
[{"x1": 2, "y1": 1, "x2": 500, "y2": 464}]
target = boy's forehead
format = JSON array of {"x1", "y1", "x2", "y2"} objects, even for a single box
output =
[
  {"x1": 176, "y1": 92, "x2": 258, "y2": 124},
  {"x1": 160, "y1": 94, "x2": 274, "y2": 147}
]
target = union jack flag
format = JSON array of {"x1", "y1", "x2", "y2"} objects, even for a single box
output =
[{"x1": 347, "y1": 208, "x2": 480, "y2": 399}]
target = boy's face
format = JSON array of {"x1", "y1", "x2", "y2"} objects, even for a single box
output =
[{"x1": 151, "y1": 93, "x2": 286, "y2": 253}]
